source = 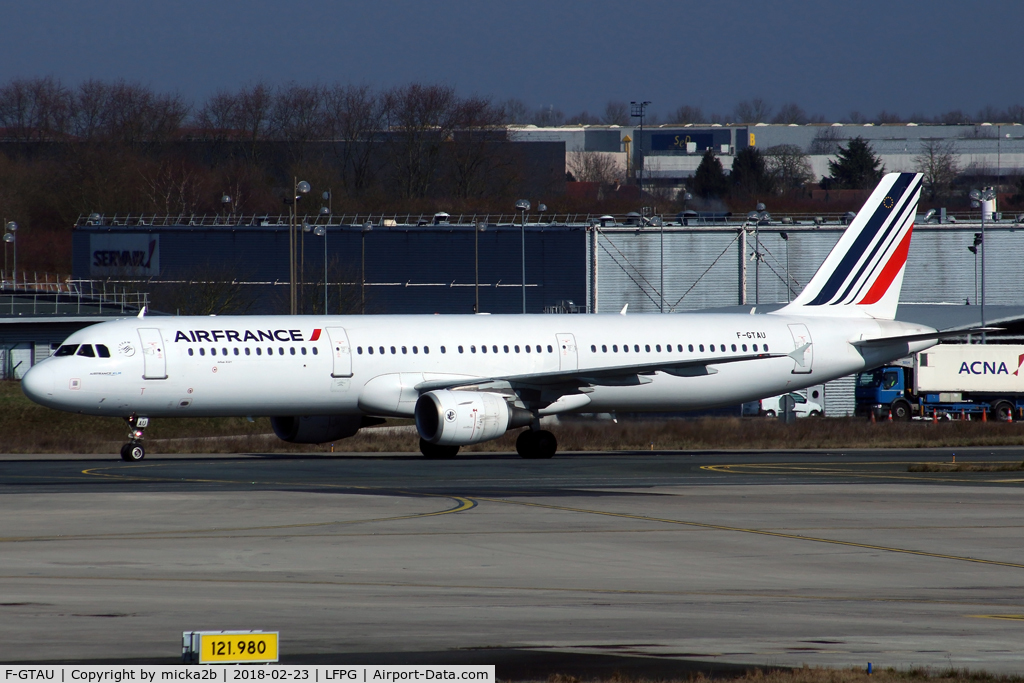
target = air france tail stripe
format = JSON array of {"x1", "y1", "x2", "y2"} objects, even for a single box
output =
[
  {"x1": 838, "y1": 177, "x2": 921, "y2": 305},
  {"x1": 845, "y1": 190, "x2": 918, "y2": 304},
  {"x1": 857, "y1": 225, "x2": 914, "y2": 305},
  {"x1": 806, "y1": 173, "x2": 916, "y2": 306}
]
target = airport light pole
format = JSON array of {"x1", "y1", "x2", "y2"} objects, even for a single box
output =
[
  {"x1": 4, "y1": 222, "x2": 16, "y2": 288},
  {"x1": 746, "y1": 204, "x2": 769, "y2": 306},
  {"x1": 516, "y1": 199, "x2": 530, "y2": 313},
  {"x1": 780, "y1": 231, "x2": 791, "y2": 302},
  {"x1": 970, "y1": 187, "x2": 995, "y2": 343},
  {"x1": 221, "y1": 194, "x2": 233, "y2": 223},
  {"x1": 361, "y1": 221, "x2": 373, "y2": 314},
  {"x1": 289, "y1": 179, "x2": 311, "y2": 315},
  {"x1": 475, "y1": 221, "x2": 486, "y2": 313},
  {"x1": 630, "y1": 101, "x2": 650, "y2": 196},
  {"x1": 314, "y1": 225, "x2": 328, "y2": 315}
]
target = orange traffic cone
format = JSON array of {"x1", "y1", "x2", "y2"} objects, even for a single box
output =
[
  {"x1": 982, "y1": 408, "x2": 988, "y2": 423},
  {"x1": 887, "y1": 410, "x2": 893, "y2": 422},
  {"x1": 932, "y1": 409, "x2": 938, "y2": 424},
  {"x1": 870, "y1": 411, "x2": 876, "y2": 424},
  {"x1": 1008, "y1": 410, "x2": 1013, "y2": 424}
]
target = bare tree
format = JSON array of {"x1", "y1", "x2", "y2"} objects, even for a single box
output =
[
  {"x1": 566, "y1": 151, "x2": 623, "y2": 184},
  {"x1": 1007, "y1": 104, "x2": 1024, "y2": 124},
  {"x1": 323, "y1": 84, "x2": 386, "y2": 195},
  {"x1": 914, "y1": 139, "x2": 960, "y2": 200},
  {"x1": 764, "y1": 144, "x2": 813, "y2": 191},
  {"x1": 603, "y1": 100, "x2": 630, "y2": 125},
  {"x1": 668, "y1": 105, "x2": 704, "y2": 124},
  {"x1": 976, "y1": 104, "x2": 1005, "y2": 122},
  {"x1": 142, "y1": 156, "x2": 213, "y2": 215},
  {"x1": 566, "y1": 110, "x2": 600, "y2": 125},
  {"x1": 772, "y1": 103, "x2": 808, "y2": 125},
  {"x1": 531, "y1": 105, "x2": 564, "y2": 127},
  {"x1": 847, "y1": 110, "x2": 867, "y2": 124},
  {"x1": 447, "y1": 97, "x2": 509, "y2": 199},
  {"x1": 233, "y1": 82, "x2": 275, "y2": 162},
  {"x1": 0, "y1": 76, "x2": 73, "y2": 141},
  {"x1": 734, "y1": 97, "x2": 772, "y2": 123},
  {"x1": 875, "y1": 110, "x2": 903, "y2": 124},
  {"x1": 936, "y1": 109, "x2": 971, "y2": 125},
  {"x1": 194, "y1": 89, "x2": 240, "y2": 140},
  {"x1": 497, "y1": 98, "x2": 529, "y2": 124},
  {"x1": 382, "y1": 83, "x2": 462, "y2": 198},
  {"x1": 270, "y1": 84, "x2": 326, "y2": 142},
  {"x1": 97, "y1": 80, "x2": 189, "y2": 146}
]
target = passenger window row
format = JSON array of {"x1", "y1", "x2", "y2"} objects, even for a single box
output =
[
  {"x1": 356, "y1": 344, "x2": 559, "y2": 356},
  {"x1": 357, "y1": 345, "x2": 438, "y2": 355},
  {"x1": 53, "y1": 344, "x2": 111, "y2": 358},
  {"x1": 589, "y1": 342, "x2": 768, "y2": 354},
  {"x1": 187, "y1": 346, "x2": 319, "y2": 357}
]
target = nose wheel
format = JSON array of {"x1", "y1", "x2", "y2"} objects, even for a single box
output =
[{"x1": 121, "y1": 415, "x2": 149, "y2": 462}]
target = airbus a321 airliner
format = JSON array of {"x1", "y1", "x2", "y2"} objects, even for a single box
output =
[{"x1": 24, "y1": 173, "x2": 949, "y2": 461}]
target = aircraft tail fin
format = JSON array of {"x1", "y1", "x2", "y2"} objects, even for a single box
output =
[{"x1": 774, "y1": 172, "x2": 922, "y2": 320}]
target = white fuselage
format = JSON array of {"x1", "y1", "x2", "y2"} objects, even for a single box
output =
[{"x1": 22, "y1": 312, "x2": 936, "y2": 419}]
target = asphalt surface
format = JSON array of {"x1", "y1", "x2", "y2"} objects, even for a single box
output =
[{"x1": 2, "y1": 448, "x2": 1024, "y2": 673}]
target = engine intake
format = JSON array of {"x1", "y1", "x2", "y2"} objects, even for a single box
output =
[
  {"x1": 271, "y1": 415, "x2": 384, "y2": 444},
  {"x1": 415, "y1": 390, "x2": 532, "y2": 446}
]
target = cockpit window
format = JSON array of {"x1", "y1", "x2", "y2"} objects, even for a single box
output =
[
  {"x1": 96, "y1": 344, "x2": 111, "y2": 358},
  {"x1": 77, "y1": 345, "x2": 95, "y2": 357},
  {"x1": 54, "y1": 344, "x2": 79, "y2": 356}
]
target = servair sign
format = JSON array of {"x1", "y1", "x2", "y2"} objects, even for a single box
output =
[{"x1": 89, "y1": 234, "x2": 160, "y2": 277}]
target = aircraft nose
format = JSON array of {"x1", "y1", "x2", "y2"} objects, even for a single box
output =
[{"x1": 21, "y1": 363, "x2": 55, "y2": 404}]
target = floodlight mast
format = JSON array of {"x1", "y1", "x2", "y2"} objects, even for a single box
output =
[
  {"x1": 289, "y1": 179, "x2": 311, "y2": 315},
  {"x1": 631, "y1": 101, "x2": 655, "y2": 310},
  {"x1": 516, "y1": 199, "x2": 530, "y2": 313},
  {"x1": 970, "y1": 187, "x2": 996, "y2": 342}
]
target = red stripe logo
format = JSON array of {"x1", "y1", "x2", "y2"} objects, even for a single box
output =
[
  {"x1": 858, "y1": 225, "x2": 913, "y2": 306},
  {"x1": 310, "y1": 329, "x2": 322, "y2": 341}
]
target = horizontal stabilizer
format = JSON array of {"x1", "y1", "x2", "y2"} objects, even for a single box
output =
[{"x1": 851, "y1": 327, "x2": 1002, "y2": 348}]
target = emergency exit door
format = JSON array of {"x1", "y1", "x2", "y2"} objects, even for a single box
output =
[
  {"x1": 327, "y1": 327, "x2": 353, "y2": 377},
  {"x1": 138, "y1": 328, "x2": 167, "y2": 379}
]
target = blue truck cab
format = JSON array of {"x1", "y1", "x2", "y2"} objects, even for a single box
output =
[{"x1": 856, "y1": 366, "x2": 913, "y2": 419}]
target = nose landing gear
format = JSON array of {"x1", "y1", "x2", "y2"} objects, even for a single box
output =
[{"x1": 121, "y1": 415, "x2": 149, "y2": 461}]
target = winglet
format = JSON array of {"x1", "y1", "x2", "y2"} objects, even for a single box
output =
[{"x1": 620, "y1": 304, "x2": 628, "y2": 315}]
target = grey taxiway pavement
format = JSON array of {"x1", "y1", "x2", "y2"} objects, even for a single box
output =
[{"x1": 2, "y1": 449, "x2": 1024, "y2": 673}]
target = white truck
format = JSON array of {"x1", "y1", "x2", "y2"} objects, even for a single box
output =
[{"x1": 855, "y1": 344, "x2": 1024, "y2": 421}]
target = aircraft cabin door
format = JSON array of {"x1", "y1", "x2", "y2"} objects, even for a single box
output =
[
  {"x1": 788, "y1": 323, "x2": 813, "y2": 374},
  {"x1": 138, "y1": 328, "x2": 167, "y2": 379},
  {"x1": 556, "y1": 333, "x2": 578, "y2": 371},
  {"x1": 327, "y1": 327, "x2": 353, "y2": 378}
]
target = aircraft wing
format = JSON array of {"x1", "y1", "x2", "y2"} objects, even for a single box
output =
[{"x1": 415, "y1": 351, "x2": 789, "y2": 393}]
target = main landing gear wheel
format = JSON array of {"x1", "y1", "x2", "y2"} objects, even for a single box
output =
[
  {"x1": 419, "y1": 438, "x2": 459, "y2": 459},
  {"x1": 120, "y1": 443, "x2": 145, "y2": 462},
  {"x1": 516, "y1": 429, "x2": 557, "y2": 459}
]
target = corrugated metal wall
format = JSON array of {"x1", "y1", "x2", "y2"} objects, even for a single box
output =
[{"x1": 592, "y1": 224, "x2": 1024, "y2": 313}]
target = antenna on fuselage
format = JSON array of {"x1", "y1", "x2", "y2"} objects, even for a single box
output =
[
  {"x1": 619, "y1": 304, "x2": 628, "y2": 315},
  {"x1": 137, "y1": 306, "x2": 147, "y2": 319}
]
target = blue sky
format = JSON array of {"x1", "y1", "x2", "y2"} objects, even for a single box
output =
[{"x1": 2, "y1": 0, "x2": 1022, "y2": 120}]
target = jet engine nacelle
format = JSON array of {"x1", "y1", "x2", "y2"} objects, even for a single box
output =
[
  {"x1": 271, "y1": 415, "x2": 380, "y2": 444},
  {"x1": 415, "y1": 390, "x2": 533, "y2": 446}
]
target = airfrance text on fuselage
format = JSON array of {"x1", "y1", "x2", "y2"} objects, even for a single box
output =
[{"x1": 173, "y1": 329, "x2": 321, "y2": 344}]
